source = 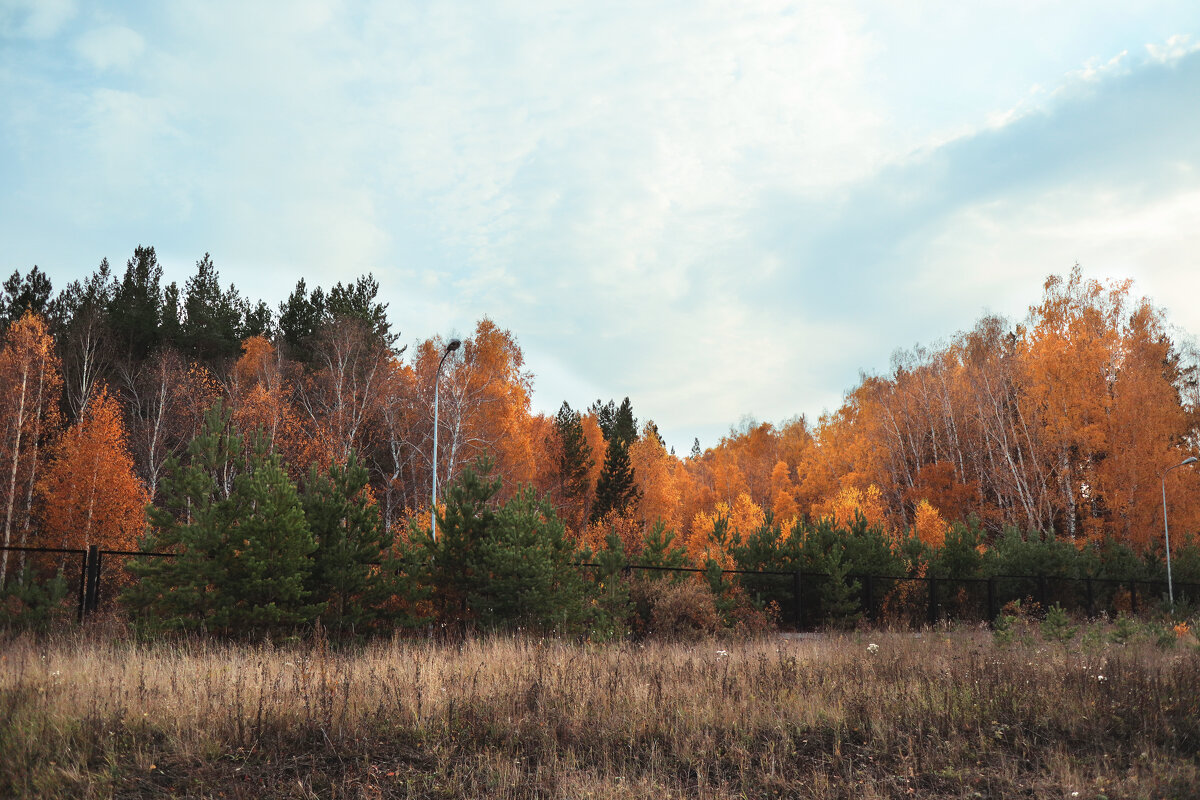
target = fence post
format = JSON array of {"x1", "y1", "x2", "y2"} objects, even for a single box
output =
[
  {"x1": 986, "y1": 576, "x2": 997, "y2": 622},
  {"x1": 85, "y1": 545, "x2": 102, "y2": 614},
  {"x1": 1085, "y1": 577, "x2": 1094, "y2": 618},
  {"x1": 862, "y1": 574, "x2": 874, "y2": 621},
  {"x1": 76, "y1": 550, "x2": 88, "y2": 622},
  {"x1": 792, "y1": 571, "x2": 803, "y2": 630},
  {"x1": 928, "y1": 577, "x2": 938, "y2": 626}
]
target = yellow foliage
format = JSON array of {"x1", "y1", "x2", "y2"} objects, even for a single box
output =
[
  {"x1": 813, "y1": 483, "x2": 887, "y2": 531},
  {"x1": 913, "y1": 499, "x2": 947, "y2": 549}
]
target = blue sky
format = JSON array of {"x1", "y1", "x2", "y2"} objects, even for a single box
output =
[{"x1": 3, "y1": 1, "x2": 1199, "y2": 451}]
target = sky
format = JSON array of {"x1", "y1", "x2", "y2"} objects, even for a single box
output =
[{"x1": 2, "y1": 1, "x2": 1200, "y2": 452}]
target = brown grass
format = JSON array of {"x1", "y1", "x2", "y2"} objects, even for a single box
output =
[{"x1": 2, "y1": 623, "x2": 1198, "y2": 798}]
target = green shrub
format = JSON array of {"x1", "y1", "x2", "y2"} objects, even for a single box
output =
[{"x1": 1040, "y1": 603, "x2": 1077, "y2": 644}]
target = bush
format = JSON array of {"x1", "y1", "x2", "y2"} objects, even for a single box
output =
[
  {"x1": 1040, "y1": 603, "x2": 1078, "y2": 644},
  {"x1": 646, "y1": 579, "x2": 719, "y2": 640},
  {"x1": 0, "y1": 569, "x2": 71, "y2": 631}
]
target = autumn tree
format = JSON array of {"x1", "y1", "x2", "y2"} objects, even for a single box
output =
[
  {"x1": 630, "y1": 420, "x2": 682, "y2": 533},
  {"x1": 295, "y1": 317, "x2": 392, "y2": 468},
  {"x1": 118, "y1": 348, "x2": 219, "y2": 498},
  {"x1": 38, "y1": 387, "x2": 148, "y2": 552},
  {"x1": 0, "y1": 312, "x2": 63, "y2": 586},
  {"x1": 228, "y1": 335, "x2": 304, "y2": 468}
]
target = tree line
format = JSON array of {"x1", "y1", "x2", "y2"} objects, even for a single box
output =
[{"x1": 0, "y1": 251, "x2": 1198, "y2": 633}]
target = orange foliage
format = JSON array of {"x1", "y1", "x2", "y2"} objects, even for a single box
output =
[
  {"x1": 812, "y1": 483, "x2": 887, "y2": 531},
  {"x1": 0, "y1": 312, "x2": 62, "y2": 584},
  {"x1": 913, "y1": 499, "x2": 947, "y2": 549},
  {"x1": 687, "y1": 493, "x2": 765, "y2": 566},
  {"x1": 38, "y1": 387, "x2": 149, "y2": 551},
  {"x1": 631, "y1": 422, "x2": 682, "y2": 532}
]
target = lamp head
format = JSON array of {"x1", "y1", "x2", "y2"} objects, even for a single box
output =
[
  {"x1": 1184, "y1": 456, "x2": 1199, "y2": 467},
  {"x1": 446, "y1": 338, "x2": 462, "y2": 353}
]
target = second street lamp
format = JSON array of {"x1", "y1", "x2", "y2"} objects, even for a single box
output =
[
  {"x1": 1161, "y1": 455, "x2": 1197, "y2": 610},
  {"x1": 431, "y1": 338, "x2": 462, "y2": 543}
]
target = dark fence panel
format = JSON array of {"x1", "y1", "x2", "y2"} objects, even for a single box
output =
[{"x1": 6, "y1": 543, "x2": 1200, "y2": 631}]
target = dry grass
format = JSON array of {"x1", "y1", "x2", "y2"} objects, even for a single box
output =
[{"x1": 2, "y1": 623, "x2": 1198, "y2": 798}]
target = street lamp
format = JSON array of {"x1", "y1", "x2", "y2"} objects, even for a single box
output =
[
  {"x1": 429, "y1": 338, "x2": 460, "y2": 544},
  {"x1": 1161, "y1": 455, "x2": 1197, "y2": 609}
]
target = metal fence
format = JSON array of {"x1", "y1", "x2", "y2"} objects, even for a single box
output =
[{"x1": 2, "y1": 543, "x2": 1197, "y2": 629}]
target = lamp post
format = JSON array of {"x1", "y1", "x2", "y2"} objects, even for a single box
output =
[
  {"x1": 431, "y1": 338, "x2": 462, "y2": 543},
  {"x1": 1161, "y1": 455, "x2": 1197, "y2": 609}
]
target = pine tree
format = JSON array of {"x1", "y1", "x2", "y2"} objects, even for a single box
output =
[
  {"x1": 127, "y1": 404, "x2": 318, "y2": 636},
  {"x1": 303, "y1": 451, "x2": 404, "y2": 635},
  {"x1": 690, "y1": 438, "x2": 702, "y2": 459},
  {"x1": 325, "y1": 274, "x2": 394, "y2": 345},
  {"x1": 109, "y1": 245, "x2": 164, "y2": 363},
  {"x1": 553, "y1": 401, "x2": 593, "y2": 525},
  {"x1": 590, "y1": 397, "x2": 639, "y2": 522},
  {"x1": 470, "y1": 485, "x2": 589, "y2": 631},
  {"x1": 421, "y1": 457, "x2": 499, "y2": 623},
  {"x1": 181, "y1": 254, "x2": 245, "y2": 364},
  {"x1": 0, "y1": 267, "x2": 53, "y2": 330},
  {"x1": 159, "y1": 282, "x2": 183, "y2": 350},
  {"x1": 278, "y1": 279, "x2": 326, "y2": 362},
  {"x1": 423, "y1": 457, "x2": 589, "y2": 632}
]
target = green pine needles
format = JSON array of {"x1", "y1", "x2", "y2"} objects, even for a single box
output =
[{"x1": 127, "y1": 404, "x2": 413, "y2": 639}]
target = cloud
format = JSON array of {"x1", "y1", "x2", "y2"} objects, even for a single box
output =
[
  {"x1": 0, "y1": 0, "x2": 76, "y2": 39},
  {"x1": 74, "y1": 24, "x2": 145, "y2": 71},
  {"x1": 3, "y1": 2, "x2": 1200, "y2": 451}
]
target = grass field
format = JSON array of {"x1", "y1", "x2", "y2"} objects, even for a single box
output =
[{"x1": 2, "y1": 621, "x2": 1198, "y2": 798}]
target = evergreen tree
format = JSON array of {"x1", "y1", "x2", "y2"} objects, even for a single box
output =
[
  {"x1": 590, "y1": 397, "x2": 637, "y2": 447},
  {"x1": 278, "y1": 279, "x2": 326, "y2": 361},
  {"x1": 109, "y1": 245, "x2": 163, "y2": 362},
  {"x1": 242, "y1": 300, "x2": 273, "y2": 339},
  {"x1": 553, "y1": 401, "x2": 593, "y2": 514},
  {"x1": 0, "y1": 267, "x2": 53, "y2": 330},
  {"x1": 690, "y1": 438, "x2": 702, "y2": 460},
  {"x1": 127, "y1": 405, "x2": 319, "y2": 637},
  {"x1": 421, "y1": 457, "x2": 499, "y2": 623},
  {"x1": 160, "y1": 281, "x2": 183, "y2": 349},
  {"x1": 639, "y1": 519, "x2": 690, "y2": 574},
  {"x1": 422, "y1": 458, "x2": 589, "y2": 631},
  {"x1": 589, "y1": 529, "x2": 632, "y2": 639},
  {"x1": 181, "y1": 253, "x2": 244, "y2": 364},
  {"x1": 470, "y1": 485, "x2": 589, "y2": 631},
  {"x1": 50, "y1": 258, "x2": 116, "y2": 332},
  {"x1": 326, "y1": 274, "x2": 394, "y2": 345},
  {"x1": 590, "y1": 397, "x2": 639, "y2": 522},
  {"x1": 591, "y1": 435, "x2": 639, "y2": 522},
  {"x1": 302, "y1": 452, "x2": 406, "y2": 635}
]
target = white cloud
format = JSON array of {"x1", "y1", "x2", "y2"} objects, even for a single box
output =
[
  {"x1": 74, "y1": 24, "x2": 145, "y2": 71},
  {"x1": 0, "y1": 0, "x2": 75, "y2": 39},
  {"x1": 3, "y1": 1, "x2": 1200, "y2": 450},
  {"x1": 1147, "y1": 33, "x2": 1200, "y2": 63}
]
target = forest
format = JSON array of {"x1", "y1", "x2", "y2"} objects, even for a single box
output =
[{"x1": 0, "y1": 248, "x2": 1199, "y2": 633}]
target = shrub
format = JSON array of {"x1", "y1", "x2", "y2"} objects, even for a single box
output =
[
  {"x1": 0, "y1": 569, "x2": 71, "y2": 631},
  {"x1": 647, "y1": 579, "x2": 719, "y2": 640},
  {"x1": 1040, "y1": 603, "x2": 1078, "y2": 644}
]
